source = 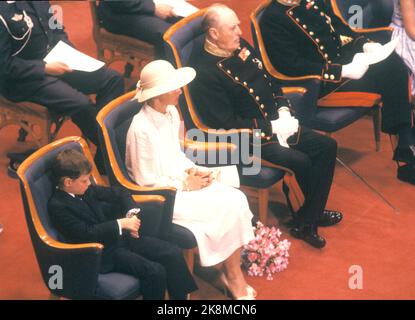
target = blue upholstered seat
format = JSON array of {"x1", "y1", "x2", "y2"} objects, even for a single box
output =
[
  {"x1": 163, "y1": 11, "x2": 287, "y2": 193},
  {"x1": 97, "y1": 95, "x2": 198, "y2": 249},
  {"x1": 17, "y1": 138, "x2": 141, "y2": 300},
  {"x1": 331, "y1": 0, "x2": 393, "y2": 43},
  {"x1": 250, "y1": 0, "x2": 383, "y2": 151}
]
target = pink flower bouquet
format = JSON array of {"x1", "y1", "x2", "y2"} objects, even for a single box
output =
[{"x1": 242, "y1": 221, "x2": 291, "y2": 280}]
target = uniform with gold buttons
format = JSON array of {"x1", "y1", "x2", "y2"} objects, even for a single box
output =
[
  {"x1": 189, "y1": 33, "x2": 340, "y2": 241},
  {"x1": 189, "y1": 38, "x2": 293, "y2": 144},
  {"x1": 260, "y1": 0, "x2": 413, "y2": 136}
]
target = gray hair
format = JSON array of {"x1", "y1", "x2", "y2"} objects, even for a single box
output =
[{"x1": 201, "y1": 3, "x2": 233, "y2": 32}]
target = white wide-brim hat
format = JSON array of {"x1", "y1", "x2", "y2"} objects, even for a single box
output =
[{"x1": 134, "y1": 60, "x2": 196, "y2": 102}]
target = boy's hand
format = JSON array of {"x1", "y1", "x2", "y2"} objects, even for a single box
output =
[{"x1": 120, "y1": 216, "x2": 141, "y2": 233}]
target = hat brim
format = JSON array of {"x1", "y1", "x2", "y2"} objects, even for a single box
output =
[{"x1": 134, "y1": 67, "x2": 196, "y2": 102}]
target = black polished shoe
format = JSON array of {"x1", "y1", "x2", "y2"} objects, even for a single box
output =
[
  {"x1": 393, "y1": 145, "x2": 415, "y2": 164},
  {"x1": 290, "y1": 226, "x2": 326, "y2": 249},
  {"x1": 317, "y1": 210, "x2": 343, "y2": 227},
  {"x1": 397, "y1": 164, "x2": 415, "y2": 185}
]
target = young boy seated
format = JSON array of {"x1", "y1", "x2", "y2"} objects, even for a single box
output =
[{"x1": 48, "y1": 149, "x2": 197, "y2": 300}]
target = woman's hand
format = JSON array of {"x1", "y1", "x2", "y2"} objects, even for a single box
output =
[{"x1": 185, "y1": 168, "x2": 213, "y2": 191}]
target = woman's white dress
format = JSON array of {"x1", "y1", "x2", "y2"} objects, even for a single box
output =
[
  {"x1": 391, "y1": 0, "x2": 415, "y2": 94},
  {"x1": 126, "y1": 104, "x2": 254, "y2": 267}
]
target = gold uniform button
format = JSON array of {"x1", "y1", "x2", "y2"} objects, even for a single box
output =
[
  {"x1": 249, "y1": 88, "x2": 254, "y2": 93},
  {"x1": 227, "y1": 70, "x2": 231, "y2": 74},
  {"x1": 243, "y1": 81, "x2": 247, "y2": 86},
  {"x1": 296, "y1": 18, "x2": 300, "y2": 22},
  {"x1": 309, "y1": 31, "x2": 314, "y2": 36},
  {"x1": 314, "y1": 6, "x2": 319, "y2": 9},
  {"x1": 303, "y1": 24, "x2": 307, "y2": 29},
  {"x1": 264, "y1": 112, "x2": 268, "y2": 117},
  {"x1": 328, "y1": 60, "x2": 332, "y2": 63},
  {"x1": 321, "y1": 12, "x2": 325, "y2": 16},
  {"x1": 330, "y1": 75, "x2": 335, "y2": 80},
  {"x1": 255, "y1": 96, "x2": 260, "y2": 101},
  {"x1": 266, "y1": 137, "x2": 271, "y2": 141},
  {"x1": 260, "y1": 104, "x2": 265, "y2": 109},
  {"x1": 219, "y1": 63, "x2": 223, "y2": 67},
  {"x1": 261, "y1": 132, "x2": 266, "y2": 137},
  {"x1": 316, "y1": 38, "x2": 320, "y2": 43},
  {"x1": 289, "y1": 11, "x2": 293, "y2": 15},
  {"x1": 324, "y1": 53, "x2": 329, "y2": 58},
  {"x1": 235, "y1": 76, "x2": 239, "y2": 81},
  {"x1": 263, "y1": 74, "x2": 268, "y2": 79},
  {"x1": 324, "y1": 74, "x2": 329, "y2": 79},
  {"x1": 320, "y1": 45, "x2": 324, "y2": 50}
]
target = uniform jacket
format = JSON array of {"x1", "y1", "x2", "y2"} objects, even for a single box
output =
[
  {"x1": 260, "y1": 0, "x2": 369, "y2": 83},
  {"x1": 189, "y1": 38, "x2": 295, "y2": 144},
  {"x1": 0, "y1": 1, "x2": 72, "y2": 99},
  {"x1": 48, "y1": 185, "x2": 137, "y2": 272}
]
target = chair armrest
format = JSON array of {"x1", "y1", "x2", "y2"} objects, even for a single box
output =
[
  {"x1": 35, "y1": 236, "x2": 103, "y2": 299},
  {"x1": 281, "y1": 87, "x2": 308, "y2": 95},
  {"x1": 132, "y1": 194, "x2": 166, "y2": 238},
  {"x1": 116, "y1": 182, "x2": 176, "y2": 240}
]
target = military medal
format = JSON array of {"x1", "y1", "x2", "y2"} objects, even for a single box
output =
[
  {"x1": 238, "y1": 47, "x2": 251, "y2": 61},
  {"x1": 306, "y1": 1, "x2": 315, "y2": 10},
  {"x1": 11, "y1": 14, "x2": 23, "y2": 22},
  {"x1": 252, "y1": 58, "x2": 263, "y2": 70}
]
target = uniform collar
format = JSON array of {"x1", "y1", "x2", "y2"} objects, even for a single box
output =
[
  {"x1": 204, "y1": 38, "x2": 233, "y2": 58},
  {"x1": 276, "y1": 0, "x2": 302, "y2": 6}
]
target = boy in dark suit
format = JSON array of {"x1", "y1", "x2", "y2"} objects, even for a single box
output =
[{"x1": 48, "y1": 149, "x2": 197, "y2": 300}]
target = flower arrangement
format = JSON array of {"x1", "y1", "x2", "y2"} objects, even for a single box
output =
[{"x1": 242, "y1": 221, "x2": 291, "y2": 280}]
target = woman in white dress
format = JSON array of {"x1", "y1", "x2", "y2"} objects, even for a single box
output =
[
  {"x1": 125, "y1": 60, "x2": 256, "y2": 300},
  {"x1": 391, "y1": 0, "x2": 415, "y2": 94}
]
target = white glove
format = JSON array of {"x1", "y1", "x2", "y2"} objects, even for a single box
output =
[
  {"x1": 271, "y1": 112, "x2": 299, "y2": 148},
  {"x1": 363, "y1": 42, "x2": 383, "y2": 53},
  {"x1": 341, "y1": 54, "x2": 369, "y2": 80}
]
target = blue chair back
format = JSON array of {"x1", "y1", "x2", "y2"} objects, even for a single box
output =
[
  {"x1": 17, "y1": 137, "x2": 140, "y2": 299},
  {"x1": 164, "y1": 11, "x2": 206, "y2": 131},
  {"x1": 331, "y1": 0, "x2": 394, "y2": 29}
]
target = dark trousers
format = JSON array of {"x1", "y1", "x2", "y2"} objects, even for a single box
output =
[
  {"x1": 100, "y1": 14, "x2": 181, "y2": 59},
  {"x1": 113, "y1": 236, "x2": 197, "y2": 300},
  {"x1": 261, "y1": 127, "x2": 337, "y2": 225},
  {"x1": 322, "y1": 52, "x2": 412, "y2": 134},
  {"x1": 27, "y1": 67, "x2": 124, "y2": 145}
]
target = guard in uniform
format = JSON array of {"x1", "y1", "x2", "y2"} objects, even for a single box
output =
[
  {"x1": 0, "y1": 1, "x2": 124, "y2": 170},
  {"x1": 260, "y1": 0, "x2": 415, "y2": 182},
  {"x1": 189, "y1": 4, "x2": 342, "y2": 248}
]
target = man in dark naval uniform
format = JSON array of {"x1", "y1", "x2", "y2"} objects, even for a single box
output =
[
  {"x1": 0, "y1": 1, "x2": 124, "y2": 169},
  {"x1": 189, "y1": 4, "x2": 342, "y2": 249},
  {"x1": 260, "y1": 0, "x2": 415, "y2": 183}
]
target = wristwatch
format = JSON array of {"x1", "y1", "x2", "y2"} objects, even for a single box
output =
[{"x1": 126, "y1": 208, "x2": 141, "y2": 218}]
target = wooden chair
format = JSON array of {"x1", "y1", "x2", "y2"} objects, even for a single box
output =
[
  {"x1": 163, "y1": 10, "x2": 305, "y2": 224},
  {"x1": 0, "y1": 95, "x2": 67, "y2": 148},
  {"x1": 16, "y1": 136, "x2": 167, "y2": 299},
  {"x1": 250, "y1": 0, "x2": 383, "y2": 151},
  {"x1": 89, "y1": 1, "x2": 155, "y2": 80}
]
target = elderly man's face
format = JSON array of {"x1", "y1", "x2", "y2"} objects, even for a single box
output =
[{"x1": 212, "y1": 9, "x2": 242, "y2": 52}]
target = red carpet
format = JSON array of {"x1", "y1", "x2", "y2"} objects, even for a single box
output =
[{"x1": 0, "y1": 0, "x2": 415, "y2": 300}]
